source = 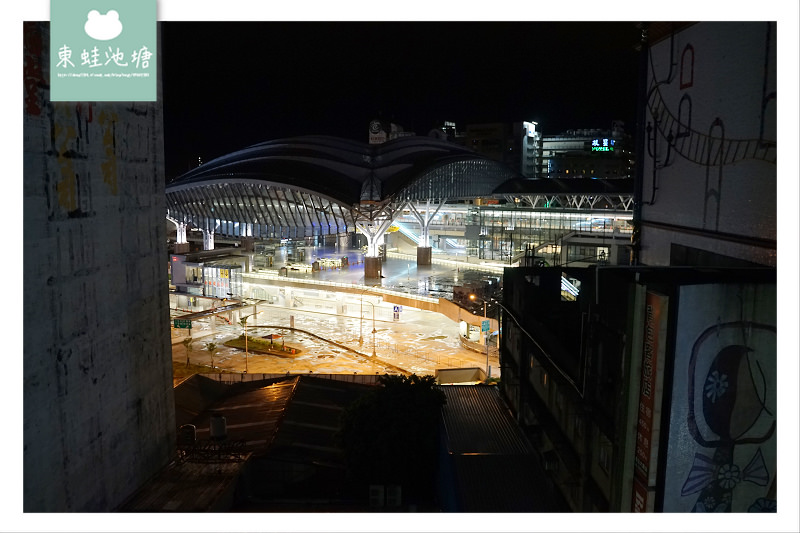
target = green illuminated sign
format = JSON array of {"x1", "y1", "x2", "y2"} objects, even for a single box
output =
[{"x1": 591, "y1": 138, "x2": 616, "y2": 152}]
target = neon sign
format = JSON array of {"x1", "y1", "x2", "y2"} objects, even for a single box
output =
[{"x1": 591, "y1": 138, "x2": 615, "y2": 152}]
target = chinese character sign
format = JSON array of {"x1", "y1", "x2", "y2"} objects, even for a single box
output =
[
  {"x1": 51, "y1": 0, "x2": 156, "y2": 101},
  {"x1": 632, "y1": 291, "x2": 669, "y2": 512},
  {"x1": 591, "y1": 138, "x2": 616, "y2": 152}
]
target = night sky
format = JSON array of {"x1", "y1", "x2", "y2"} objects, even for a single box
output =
[{"x1": 161, "y1": 21, "x2": 642, "y2": 180}]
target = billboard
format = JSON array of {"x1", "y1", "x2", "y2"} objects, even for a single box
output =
[
  {"x1": 369, "y1": 119, "x2": 387, "y2": 144},
  {"x1": 632, "y1": 291, "x2": 669, "y2": 512}
]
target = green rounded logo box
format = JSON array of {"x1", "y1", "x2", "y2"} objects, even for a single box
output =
[{"x1": 50, "y1": 0, "x2": 156, "y2": 101}]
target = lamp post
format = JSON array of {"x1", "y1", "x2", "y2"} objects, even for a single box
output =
[
  {"x1": 470, "y1": 294, "x2": 491, "y2": 380},
  {"x1": 364, "y1": 300, "x2": 377, "y2": 358},
  {"x1": 238, "y1": 313, "x2": 256, "y2": 374},
  {"x1": 359, "y1": 288, "x2": 372, "y2": 346},
  {"x1": 359, "y1": 294, "x2": 364, "y2": 345}
]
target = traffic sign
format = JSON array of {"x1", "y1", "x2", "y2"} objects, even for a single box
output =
[
  {"x1": 481, "y1": 320, "x2": 490, "y2": 332},
  {"x1": 174, "y1": 318, "x2": 192, "y2": 329}
]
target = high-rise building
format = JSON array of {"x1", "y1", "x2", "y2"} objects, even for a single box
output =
[
  {"x1": 463, "y1": 121, "x2": 541, "y2": 178},
  {"x1": 23, "y1": 23, "x2": 175, "y2": 511},
  {"x1": 540, "y1": 122, "x2": 633, "y2": 179}
]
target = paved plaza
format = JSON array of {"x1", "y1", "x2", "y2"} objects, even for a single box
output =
[
  {"x1": 171, "y1": 251, "x2": 504, "y2": 378},
  {"x1": 171, "y1": 302, "x2": 495, "y2": 377}
]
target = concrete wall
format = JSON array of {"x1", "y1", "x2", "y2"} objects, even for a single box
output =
[
  {"x1": 640, "y1": 22, "x2": 777, "y2": 266},
  {"x1": 437, "y1": 298, "x2": 499, "y2": 331},
  {"x1": 23, "y1": 23, "x2": 176, "y2": 511}
]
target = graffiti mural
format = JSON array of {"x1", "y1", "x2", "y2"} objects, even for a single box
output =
[{"x1": 663, "y1": 284, "x2": 776, "y2": 512}]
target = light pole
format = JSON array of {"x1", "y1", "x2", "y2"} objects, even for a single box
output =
[
  {"x1": 364, "y1": 300, "x2": 377, "y2": 358},
  {"x1": 239, "y1": 313, "x2": 256, "y2": 374},
  {"x1": 358, "y1": 288, "x2": 372, "y2": 346},
  {"x1": 470, "y1": 294, "x2": 491, "y2": 380},
  {"x1": 359, "y1": 294, "x2": 364, "y2": 345}
]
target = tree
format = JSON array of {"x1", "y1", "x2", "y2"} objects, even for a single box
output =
[
  {"x1": 205, "y1": 342, "x2": 219, "y2": 371},
  {"x1": 181, "y1": 337, "x2": 194, "y2": 367},
  {"x1": 337, "y1": 374, "x2": 446, "y2": 505}
]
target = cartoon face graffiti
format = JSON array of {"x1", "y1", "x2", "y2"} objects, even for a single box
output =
[{"x1": 682, "y1": 322, "x2": 776, "y2": 512}]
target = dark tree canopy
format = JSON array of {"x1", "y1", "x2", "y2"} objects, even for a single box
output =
[{"x1": 338, "y1": 374, "x2": 446, "y2": 504}]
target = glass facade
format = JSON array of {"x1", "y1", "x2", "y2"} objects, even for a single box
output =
[
  {"x1": 202, "y1": 264, "x2": 243, "y2": 299},
  {"x1": 467, "y1": 206, "x2": 633, "y2": 263},
  {"x1": 391, "y1": 204, "x2": 632, "y2": 266}
]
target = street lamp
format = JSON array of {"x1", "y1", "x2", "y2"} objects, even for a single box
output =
[
  {"x1": 238, "y1": 313, "x2": 256, "y2": 374},
  {"x1": 469, "y1": 294, "x2": 491, "y2": 379},
  {"x1": 364, "y1": 300, "x2": 377, "y2": 358},
  {"x1": 359, "y1": 294, "x2": 364, "y2": 345},
  {"x1": 244, "y1": 297, "x2": 269, "y2": 327},
  {"x1": 358, "y1": 289, "x2": 373, "y2": 347}
]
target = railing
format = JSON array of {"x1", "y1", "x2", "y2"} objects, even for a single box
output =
[
  {"x1": 243, "y1": 271, "x2": 440, "y2": 304},
  {"x1": 199, "y1": 372, "x2": 391, "y2": 385},
  {"x1": 372, "y1": 340, "x2": 482, "y2": 371},
  {"x1": 393, "y1": 222, "x2": 422, "y2": 245},
  {"x1": 458, "y1": 335, "x2": 499, "y2": 359},
  {"x1": 386, "y1": 251, "x2": 508, "y2": 274}
]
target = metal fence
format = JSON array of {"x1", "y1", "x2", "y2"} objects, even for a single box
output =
[
  {"x1": 244, "y1": 271, "x2": 440, "y2": 304},
  {"x1": 371, "y1": 340, "x2": 477, "y2": 371},
  {"x1": 458, "y1": 335, "x2": 500, "y2": 359},
  {"x1": 203, "y1": 372, "x2": 390, "y2": 385}
]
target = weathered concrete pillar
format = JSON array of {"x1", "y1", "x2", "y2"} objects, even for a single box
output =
[
  {"x1": 417, "y1": 246, "x2": 432, "y2": 266},
  {"x1": 364, "y1": 256, "x2": 382, "y2": 279}
]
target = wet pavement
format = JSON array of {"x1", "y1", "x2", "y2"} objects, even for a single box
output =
[
  {"x1": 270, "y1": 245, "x2": 506, "y2": 301},
  {"x1": 171, "y1": 303, "x2": 496, "y2": 377},
  {"x1": 171, "y1": 247, "x2": 507, "y2": 377}
]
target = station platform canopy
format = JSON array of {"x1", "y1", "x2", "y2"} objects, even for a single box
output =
[{"x1": 166, "y1": 135, "x2": 520, "y2": 237}]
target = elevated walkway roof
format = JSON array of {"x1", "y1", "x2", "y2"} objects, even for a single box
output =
[{"x1": 494, "y1": 177, "x2": 634, "y2": 195}]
